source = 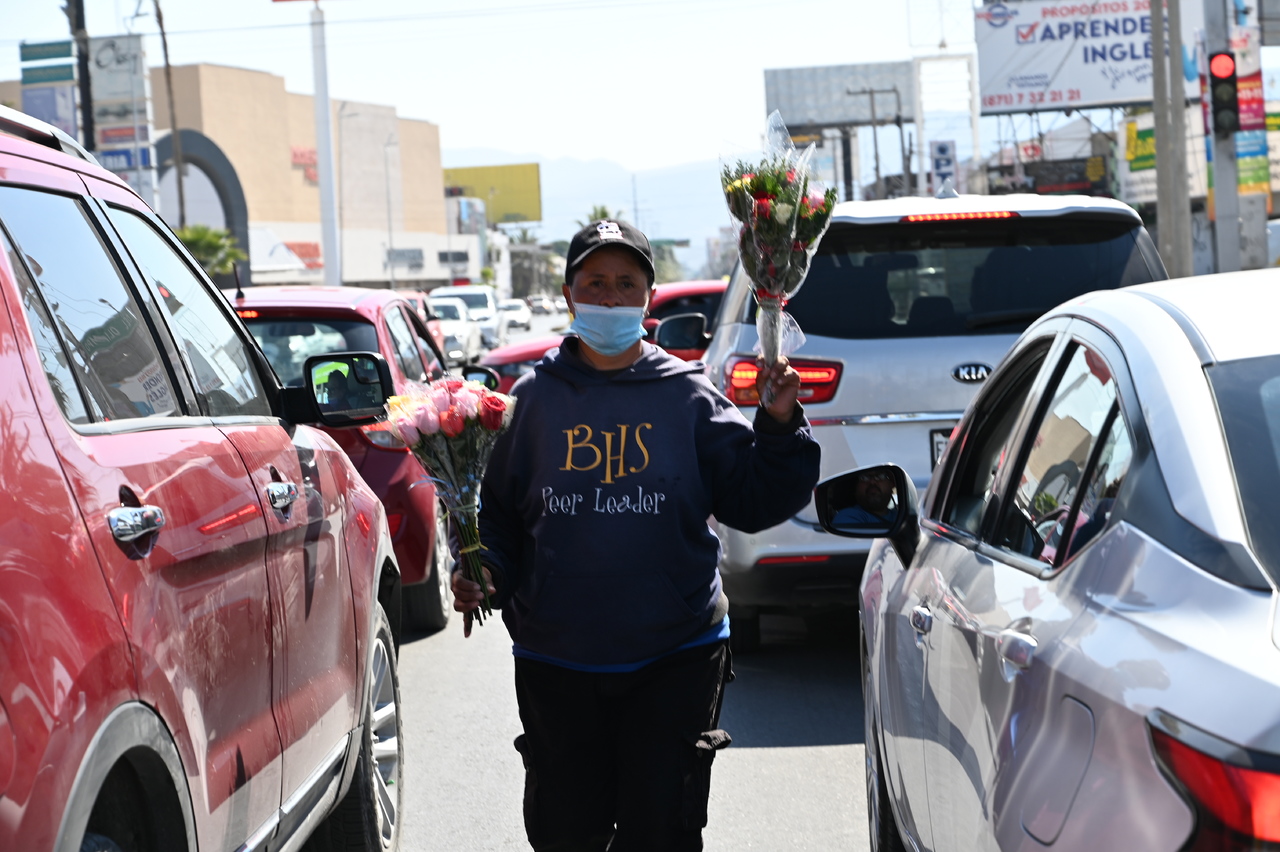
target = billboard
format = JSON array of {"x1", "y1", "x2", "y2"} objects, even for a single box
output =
[
  {"x1": 765, "y1": 63, "x2": 915, "y2": 129},
  {"x1": 442, "y1": 163, "x2": 541, "y2": 224},
  {"x1": 88, "y1": 35, "x2": 157, "y2": 207},
  {"x1": 976, "y1": 0, "x2": 1203, "y2": 114}
]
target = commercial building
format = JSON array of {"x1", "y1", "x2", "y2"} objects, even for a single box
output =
[{"x1": 2, "y1": 62, "x2": 490, "y2": 292}]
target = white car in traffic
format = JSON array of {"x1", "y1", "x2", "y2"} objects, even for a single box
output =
[{"x1": 428, "y1": 295, "x2": 484, "y2": 366}]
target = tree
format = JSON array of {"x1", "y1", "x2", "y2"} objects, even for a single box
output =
[
  {"x1": 577, "y1": 205, "x2": 625, "y2": 227},
  {"x1": 653, "y1": 244, "x2": 685, "y2": 284},
  {"x1": 176, "y1": 225, "x2": 247, "y2": 277}
]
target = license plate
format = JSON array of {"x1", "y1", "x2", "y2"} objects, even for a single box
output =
[{"x1": 930, "y1": 427, "x2": 954, "y2": 468}]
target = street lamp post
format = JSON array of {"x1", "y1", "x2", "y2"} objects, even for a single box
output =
[{"x1": 384, "y1": 134, "x2": 397, "y2": 286}]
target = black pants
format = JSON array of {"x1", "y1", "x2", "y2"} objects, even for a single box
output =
[{"x1": 512, "y1": 641, "x2": 733, "y2": 852}]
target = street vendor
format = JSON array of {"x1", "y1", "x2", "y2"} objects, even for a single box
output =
[{"x1": 452, "y1": 218, "x2": 820, "y2": 851}]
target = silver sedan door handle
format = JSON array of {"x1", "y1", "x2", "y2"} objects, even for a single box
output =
[
  {"x1": 266, "y1": 481, "x2": 300, "y2": 511},
  {"x1": 108, "y1": 505, "x2": 166, "y2": 542},
  {"x1": 910, "y1": 606, "x2": 933, "y2": 648},
  {"x1": 997, "y1": 628, "x2": 1038, "y2": 680}
]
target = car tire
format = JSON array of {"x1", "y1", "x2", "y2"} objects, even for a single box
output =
[
  {"x1": 306, "y1": 603, "x2": 403, "y2": 852},
  {"x1": 403, "y1": 502, "x2": 452, "y2": 632},
  {"x1": 728, "y1": 605, "x2": 760, "y2": 654},
  {"x1": 864, "y1": 636, "x2": 906, "y2": 852},
  {"x1": 80, "y1": 834, "x2": 125, "y2": 852}
]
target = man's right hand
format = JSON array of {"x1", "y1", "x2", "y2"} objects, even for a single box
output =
[{"x1": 451, "y1": 565, "x2": 495, "y2": 638}]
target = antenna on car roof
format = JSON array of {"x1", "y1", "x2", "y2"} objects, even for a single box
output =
[
  {"x1": 232, "y1": 263, "x2": 245, "y2": 301},
  {"x1": 935, "y1": 177, "x2": 960, "y2": 199}
]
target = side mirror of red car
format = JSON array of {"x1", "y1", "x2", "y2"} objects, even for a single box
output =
[{"x1": 281, "y1": 352, "x2": 394, "y2": 427}]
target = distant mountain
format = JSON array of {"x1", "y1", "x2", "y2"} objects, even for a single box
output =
[{"x1": 443, "y1": 148, "x2": 735, "y2": 277}]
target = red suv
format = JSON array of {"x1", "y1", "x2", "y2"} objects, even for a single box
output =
[
  {"x1": 0, "y1": 106, "x2": 405, "y2": 851},
  {"x1": 481, "y1": 278, "x2": 728, "y2": 392},
  {"x1": 232, "y1": 285, "x2": 455, "y2": 631}
]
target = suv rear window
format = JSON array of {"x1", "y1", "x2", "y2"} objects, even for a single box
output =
[
  {"x1": 738, "y1": 215, "x2": 1161, "y2": 339},
  {"x1": 244, "y1": 317, "x2": 378, "y2": 387}
]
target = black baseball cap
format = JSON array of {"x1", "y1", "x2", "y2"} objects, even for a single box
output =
[{"x1": 565, "y1": 219, "x2": 655, "y2": 286}]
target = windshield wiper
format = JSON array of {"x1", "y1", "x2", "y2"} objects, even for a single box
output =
[{"x1": 965, "y1": 308, "x2": 1047, "y2": 330}]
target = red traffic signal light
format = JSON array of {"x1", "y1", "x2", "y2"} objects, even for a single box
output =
[{"x1": 1208, "y1": 51, "x2": 1240, "y2": 139}]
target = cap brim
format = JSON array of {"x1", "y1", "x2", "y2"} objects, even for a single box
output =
[{"x1": 566, "y1": 242, "x2": 656, "y2": 282}]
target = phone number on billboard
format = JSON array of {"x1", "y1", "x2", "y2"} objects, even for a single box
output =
[{"x1": 984, "y1": 89, "x2": 1084, "y2": 108}]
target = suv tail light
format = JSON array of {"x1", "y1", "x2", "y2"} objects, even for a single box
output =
[
  {"x1": 360, "y1": 420, "x2": 408, "y2": 451},
  {"x1": 1150, "y1": 713, "x2": 1280, "y2": 849},
  {"x1": 726, "y1": 358, "x2": 841, "y2": 406}
]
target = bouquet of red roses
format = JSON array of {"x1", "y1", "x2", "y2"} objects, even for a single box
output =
[
  {"x1": 384, "y1": 378, "x2": 515, "y2": 625},
  {"x1": 723, "y1": 111, "x2": 838, "y2": 390}
]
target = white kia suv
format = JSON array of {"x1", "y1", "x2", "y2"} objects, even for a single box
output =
[{"x1": 696, "y1": 192, "x2": 1167, "y2": 648}]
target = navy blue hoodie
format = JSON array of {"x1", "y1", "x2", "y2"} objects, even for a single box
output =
[{"x1": 478, "y1": 339, "x2": 820, "y2": 666}]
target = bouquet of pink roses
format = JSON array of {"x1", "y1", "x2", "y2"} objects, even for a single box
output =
[
  {"x1": 722, "y1": 111, "x2": 837, "y2": 398},
  {"x1": 384, "y1": 378, "x2": 516, "y2": 625}
]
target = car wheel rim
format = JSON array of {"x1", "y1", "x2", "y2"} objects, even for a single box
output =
[{"x1": 369, "y1": 638, "x2": 400, "y2": 847}]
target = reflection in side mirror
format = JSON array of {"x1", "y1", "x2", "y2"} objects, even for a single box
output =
[
  {"x1": 304, "y1": 352, "x2": 394, "y2": 427},
  {"x1": 814, "y1": 464, "x2": 903, "y2": 537},
  {"x1": 814, "y1": 463, "x2": 921, "y2": 566},
  {"x1": 461, "y1": 364, "x2": 501, "y2": 390},
  {"x1": 655, "y1": 313, "x2": 710, "y2": 351}
]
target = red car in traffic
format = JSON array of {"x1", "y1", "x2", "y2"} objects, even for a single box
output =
[
  {"x1": 232, "y1": 285, "x2": 455, "y2": 631},
  {"x1": 482, "y1": 278, "x2": 728, "y2": 392},
  {"x1": 0, "y1": 105, "x2": 404, "y2": 852}
]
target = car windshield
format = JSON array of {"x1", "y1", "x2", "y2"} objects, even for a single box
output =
[
  {"x1": 243, "y1": 317, "x2": 379, "y2": 387},
  {"x1": 431, "y1": 302, "x2": 462, "y2": 320},
  {"x1": 500, "y1": 300, "x2": 523, "y2": 310},
  {"x1": 1206, "y1": 354, "x2": 1280, "y2": 583},
  {"x1": 738, "y1": 215, "x2": 1160, "y2": 338},
  {"x1": 451, "y1": 292, "x2": 491, "y2": 311}
]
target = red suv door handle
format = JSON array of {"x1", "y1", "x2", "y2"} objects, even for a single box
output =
[
  {"x1": 266, "y1": 481, "x2": 299, "y2": 511},
  {"x1": 107, "y1": 505, "x2": 166, "y2": 542}
]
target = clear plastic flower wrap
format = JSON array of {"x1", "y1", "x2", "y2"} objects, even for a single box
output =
[
  {"x1": 384, "y1": 378, "x2": 516, "y2": 626},
  {"x1": 722, "y1": 111, "x2": 838, "y2": 399}
]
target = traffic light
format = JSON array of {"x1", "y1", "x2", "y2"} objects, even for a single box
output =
[{"x1": 1209, "y1": 51, "x2": 1240, "y2": 139}]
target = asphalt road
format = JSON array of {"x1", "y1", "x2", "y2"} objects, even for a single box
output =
[{"x1": 397, "y1": 611, "x2": 868, "y2": 851}]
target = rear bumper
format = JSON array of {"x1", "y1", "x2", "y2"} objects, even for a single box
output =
[
  {"x1": 716, "y1": 517, "x2": 871, "y2": 608},
  {"x1": 355, "y1": 449, "x2": 438, "y2": 586}
]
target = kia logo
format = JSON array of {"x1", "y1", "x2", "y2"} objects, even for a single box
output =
[{"x1": 952, "y1": 363, "x2": 992, "y2": 383}]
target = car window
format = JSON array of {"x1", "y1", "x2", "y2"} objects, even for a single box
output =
[
  {"x1": 406, "y1": 309, "x2": 445, "y2": 380},
  {"x1": 1, "y1": 226, "x2": 92, "y2": 423},
  {"x1": 242, "y1": 317, "x2": 378, "y2": 387},
  {"x1": 941, "y1": 347, "x2": 1049, "y2": 535},
  {"x1": 0, "y1": 186, "x2": 180, "y2": 421},
  {"x1": 994, "y1": 343, "x2": 1132, "y2": 566},
  {"x1": 385, "y1": 305, "x2": 429, "y2": 384},
  {"x1": 650, "y1": 291, "x2": 724, "y2": 324},
  {"x1": 430, "y1": 301, "x2": 462, "y2": 321},
  {"x1": 1207, "y1": 354, "x2": 1280, "y2": 585},
  {"x1": 746, "y1": 216, "x2": 1159, "y2": 339},
  {"x1": 106, "y1": 207, "x2": 271, "y2": 417},
  {"x1": 450, "y1": 291, "x2": 491, "y2": 312}
]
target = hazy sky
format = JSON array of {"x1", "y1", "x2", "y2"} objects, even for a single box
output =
[{"x1": 0, "y1": 0, "x2": 980, "y2": 172}]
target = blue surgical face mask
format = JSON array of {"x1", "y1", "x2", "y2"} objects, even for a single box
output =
[{"x1": 568, "y1": 302, "x2": 647, "y2": 357}]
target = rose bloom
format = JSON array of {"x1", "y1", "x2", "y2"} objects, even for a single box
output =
[
  {"x1": 455, "y1": 387, "x2": 480, "y2": 420},
  {"x1": 414, "y1": 401, "x2": 440, "y2": 435},
  {"x1": 440, "y1": 405, "x2": 466, "y2": 438},
  {"x1": 392, "y1": 416, "x2": 419, "y2": 446},
  {"x1": 479, "y1": 394, "x2": 506, "y2": 431}
]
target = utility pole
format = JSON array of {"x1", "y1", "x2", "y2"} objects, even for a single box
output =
[
  {"x1": 153, "y1": 0, "x2": 185, "y2": 228},
  {"x1": 65, "y1": 0, "x2": 95, "y2": 151},
  {"x1": 310, "y1": 4, "x2": 341, "y2": 286},
  {"x1": 1166, "y1": 0, "x2": 1194, "y2": 277},
  {"x1": 384, "y1": 135, "x2": 396, "y2": 287},
  {"x1": 1153, "y1": 0, "x2": 1194, "y2": 277},
  {"x1": 1205, "y1": 0, "x2": 1241, "y2": 271}
]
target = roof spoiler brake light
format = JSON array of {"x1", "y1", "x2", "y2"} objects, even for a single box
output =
[{"x1": 901, "y1": 211, "x2": 1020, "y2": 222}]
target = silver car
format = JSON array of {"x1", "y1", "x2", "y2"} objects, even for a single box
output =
[
  {"x1": 816, "y1": 273, "x2": 1280, "y2": 852},
  {"x1": 698, "y1": 193, "x2": 1166, "y2": 649},
  {"x1": 428, "y1": 295, "x2": 484, "y2": 366}
]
